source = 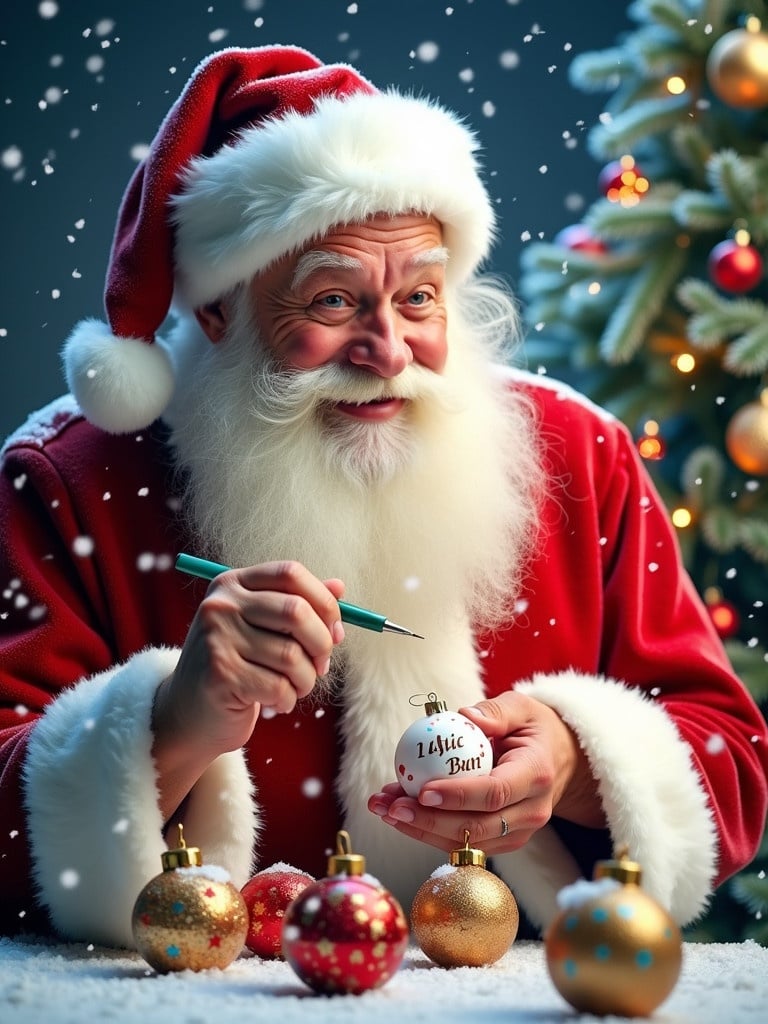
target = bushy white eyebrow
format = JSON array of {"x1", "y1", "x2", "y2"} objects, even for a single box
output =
[
  {"x1": 409, "y1": 246, "x2": 450, "y2": 268},
  {"x1": 291, "y1": 245, "x2": 450, "y2": 291},
  {"x1": 291, "y1": 251, "x2": 363, "y2": 290}
]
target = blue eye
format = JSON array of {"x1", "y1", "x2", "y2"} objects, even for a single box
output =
[
  {"x1": 408, "y1": 291, "x2": 428, "y2": 305},
  {"x1": 319, "y1": 294, "x2": 345, "y2": 307}
]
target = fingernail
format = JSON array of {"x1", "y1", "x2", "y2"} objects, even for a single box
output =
[
  {"x1": 370, "y1": 801, "x2": 388, "y2": 816},
  {"x1": 388, "y1": 806, "x2": 415, "y2": 823},
  {"x1": 318, "y1": 657, "x2": 331, "y2": 677},
  {"x1": 420, "y1": 790, "x2": 442, "y2": 807},
  {"x1": 332, "y1": 621, "x2": 345, "y2": 644}
]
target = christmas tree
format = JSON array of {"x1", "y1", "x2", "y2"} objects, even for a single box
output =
[{"x1": 517, "y1": 0, "x2": 768, "y2": 943}]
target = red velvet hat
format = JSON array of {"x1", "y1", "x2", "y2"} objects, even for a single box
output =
[{"x1": 63, "y1": 45, "x2": 496, "y2": 433}]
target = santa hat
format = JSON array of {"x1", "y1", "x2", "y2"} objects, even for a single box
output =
[{"x1": 63, "y1": 45, "x2": 497, "y2": 434}]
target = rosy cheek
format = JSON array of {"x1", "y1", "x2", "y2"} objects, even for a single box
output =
[
  {"x1": 275, "y1": 326, "x2": 343, "y2": 369},
  {"x1": 412, "y1": 324, "x2": 448, "y2": 373}
]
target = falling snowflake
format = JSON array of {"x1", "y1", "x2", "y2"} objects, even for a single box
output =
[
  {"x1": 706, "y1": 734, "x2": 726, "y2": 755},
  {"x1": 301, "y1": 777, "x2": 323, "y2": 798},
  {"x1": 72, "y1": 536, "x2": 95, "y2": 557},
  {"x1": 2, "y1": 146, "x2": 24, "y2": 172},
  {"x1": 499, "y1": 50, "x2": 520, "y2": 69},
  {"x1": 85, "y1": 55, "x2": 105, "y2": 75},
  {"x1": 415, "y1": 41, "x2": 439, "y2": 63},
  {"x1": 59, "y1": 869, "x2": 80, "y2": 889}
]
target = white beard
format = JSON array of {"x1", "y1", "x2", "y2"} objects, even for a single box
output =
[{"x1": 163, "y1": 284, "x2": 546, "y2": 906}]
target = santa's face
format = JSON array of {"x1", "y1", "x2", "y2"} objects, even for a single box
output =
[{"x1": 200, "y1": 213, "x2": 449, "y2": 428}]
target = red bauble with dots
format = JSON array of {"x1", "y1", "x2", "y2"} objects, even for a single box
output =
[
  {"x1": 241, "y1": 863, "x2": 314, "y2": 958},
  {"x1": 281, "y1": 832, "x2": 408, "y2": 994},
  {"x1": 708, "y1": 239, "x2": 763, "y2": 293}
]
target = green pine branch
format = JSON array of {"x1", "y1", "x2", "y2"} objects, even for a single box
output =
[{"x1": 599, "y1": 245, "x2": 688, "y2": 361}]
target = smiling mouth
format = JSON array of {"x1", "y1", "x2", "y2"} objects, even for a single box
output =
[{"x1": 332, "y1": 397, "x2": 406, "y2": 421}]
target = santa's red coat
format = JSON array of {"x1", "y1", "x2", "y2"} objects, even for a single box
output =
[{"x1": 1, "y1": 372, "x2": 766, "y2": 945}]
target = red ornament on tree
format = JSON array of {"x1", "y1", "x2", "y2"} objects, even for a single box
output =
[
  {"x1": 598, "y1": 156, "x2": 649, "y2": 206},
  {"x1": 708, "y1": 238, "x2": 764, "y2": 293},
  {"x1": 705, "y1": 588, "x2": 740, "y2": 639},
  {"x1": 554, "y1": 224, "x2": 608, "y2": 254},
  {"x1": 241, "y1": 863, "x2": 314, "y2": 959},
  {"x1": 281, "y1": 830, "x2": 409, "y2": 994}
]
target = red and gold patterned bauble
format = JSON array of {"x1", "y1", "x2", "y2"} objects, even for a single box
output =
[
  {"x1": 553, "y1": 224, "x2": 608, "y2": 255},
  {"x1": 411, "y1": 831, "x2": 519, "y2": 967},
  {"x1": 708, "y1": 238, "x2": 764, "y2": 293},
  {"x1": 725, "y1": 391, "x2": 768, "y2": 474},
  {"x1": 281, "y1": 831, "x2": 409, "y2": 994},
  {"x1": 241, "y1": 863, "x2": 314, "y2": 958},
  {"x1": 545, "y1": 848, "x2": 682, "y2": 1017},
  {"x1": 706, "y1": 23, "x2": 768, "y2": 108},
  {"x1": 132, "y1": 825, "x2": 249, "y2": 973}
]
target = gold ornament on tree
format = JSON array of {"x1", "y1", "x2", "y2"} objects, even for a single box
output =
[
  {"x1": 545, "y1": 847, "x2": 682, "y2": 1017},
  {"x1": 131, "y1": 824, "x2": 249, "y2": 973},
  {"x1": 706, "y1": 17, "x2": 768, "y2": 109},
  {"x1": 411, "y1": 830, "x2": 519, "y2": 967},
  {"x1": 725, "y1": 389, "x2": 768, "y2": 475}
]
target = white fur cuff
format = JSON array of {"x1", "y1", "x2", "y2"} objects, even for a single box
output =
[
  {"x1": 23, "y1": 647, "x2": 257, "y2": 948},
  {"x1": 515, "y1": 670, "x2": 717, "y2": 925}
]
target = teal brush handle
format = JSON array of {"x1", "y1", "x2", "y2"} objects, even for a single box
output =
[{"x1": 175, "y1": 553, "x2": 387, "y2": 633}]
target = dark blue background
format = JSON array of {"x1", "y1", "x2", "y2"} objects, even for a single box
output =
[{"x1": 0, "y1": 0, "x2": 631, "y2": 440}]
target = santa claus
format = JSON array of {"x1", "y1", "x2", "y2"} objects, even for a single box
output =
[{"x1": 1, "y1": 44, "x2": 766, "y2": 948}]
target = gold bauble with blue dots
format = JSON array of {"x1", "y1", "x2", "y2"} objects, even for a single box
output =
[{"x1": 544, "y1": 850, "x2": 682, "y2": 1017}]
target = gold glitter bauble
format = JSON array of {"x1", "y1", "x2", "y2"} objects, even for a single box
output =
[
  {"x1": 132, "y1": 866, "x2": 249, "y2": 973},
  {"x1": 411, "y1": 862, "x2": 519, "y2": 968},
  {"x1": 725, "y1": 396, "x2": 768, "y2": 475},
  {"x1": 706, "y1": 27, "x2": 768, "y2": 108},
  {"x1": 545, "y1": 854, "x2": 682, "y2": 1017}
]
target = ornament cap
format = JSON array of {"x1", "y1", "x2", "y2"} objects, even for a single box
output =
[
  {"x1": 422, "y1": 691, "x2": 448, "y2": 715},
  {"x1": 327, "y1": 830, "x2": 366, "y2": 876},
  {"x1": 450, "y1": 830, "x2": 487, "y2": 867},
  {"x1": 594, "y1": 845, "x2": 642, "y2": 885},
  {"x1": 161, "y1": 823, "x2": 203, "y2": 871}
]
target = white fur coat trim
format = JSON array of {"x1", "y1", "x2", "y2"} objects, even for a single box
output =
[
  {"x1": 22, "y1": 646, "x2": 258, "y2": 948},
  {"x1": 498, "y1": 669, "x2": 718, "y2": 927}
]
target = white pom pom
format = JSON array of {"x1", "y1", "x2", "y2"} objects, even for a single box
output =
[{"x1": 62, "y1": 319, "x2": 175, "y2": 434}]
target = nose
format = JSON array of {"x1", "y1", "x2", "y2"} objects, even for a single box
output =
[{"x1": 346, "y1": 305, "x2": 412, "y2": 378}]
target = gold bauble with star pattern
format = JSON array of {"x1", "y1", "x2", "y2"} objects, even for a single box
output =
[{"x1": 131, "y1": 825, "x2": 248, "y2": 973}]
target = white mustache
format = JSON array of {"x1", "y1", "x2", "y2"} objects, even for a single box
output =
[{"x1": 248, "y1": 361, "x2": 457, "y2": 426}]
